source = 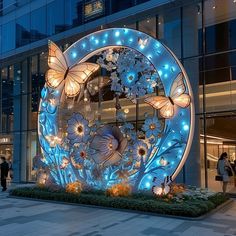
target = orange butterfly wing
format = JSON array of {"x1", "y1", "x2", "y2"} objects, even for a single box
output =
[
  {"x1": 170, "y1": 73, "x2": 186, "y2": 99},
  {"x1": 48, "y1": 40, "x2": 67, "y2": 72},
  {"x1": 170, "y1": 73, "x2": 191, "y2": 108},
  {"x1": 159, "y1": 101, "x2": 174, "y2": 118},
  {"x1": 68, "y1": 62, "x2": 100, "y2": 84},
  {"x1": 46, "y1": 40, "x2": 100, "y2": 97},
  {"x1": 144, "y1": 96, "x2": 174, "y2": 118},
  {"x1": 46, "y1": 41, "x2": 67, "y2": 89},
  {"x1": 144, "y1": 96, "x2": 169, "y2": 110},
  {"x1": 46, "y1": 69, "x2": 65, "y2": 89},
  {"x1": 64, "y1": 63, "x2": 100, "y2": 97},
  {"x1": 173, "y1": 94, "x2": 191, "y2": 108}
]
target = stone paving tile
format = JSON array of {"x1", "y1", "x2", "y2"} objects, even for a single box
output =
[{"x1": 0, "y1": 191, "x2": 236, "y2": 236}]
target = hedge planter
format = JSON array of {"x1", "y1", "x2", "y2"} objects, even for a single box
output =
[{"x1": 10, "y1": 187, "x2": 229, "y2": 218}]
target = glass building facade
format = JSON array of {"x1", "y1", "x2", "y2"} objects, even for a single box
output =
[{"x1": 0, "y1": 0, "x2": 236, "y2": 193}]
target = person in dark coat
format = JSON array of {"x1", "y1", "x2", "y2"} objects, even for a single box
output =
[{"x1": 0, "y1": 156, "x2": 9, "y2": 191}]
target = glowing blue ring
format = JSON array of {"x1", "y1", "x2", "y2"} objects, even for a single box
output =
[{"x1": 38, "y1": 28, "x2": 195, "y2": 189}]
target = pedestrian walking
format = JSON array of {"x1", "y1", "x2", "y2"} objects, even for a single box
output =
[
  {"x1": 0, "y1": 156, "x2": 9, "y2": 191},
  {"x1": 216, "y1": 152, "x2": 234, "y2": 195}
]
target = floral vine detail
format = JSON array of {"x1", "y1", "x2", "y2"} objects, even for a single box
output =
[{"x1": 96, "y1": 48, "x2": 158, "y2": 98}]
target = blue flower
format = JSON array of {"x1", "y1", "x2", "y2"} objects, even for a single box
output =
[
  {"x1": 133, "y1": 140, "x2": 149, "y2": 161},
  {"x1": 142, "y1": 116, "x2": 161, "y2": 138},
  {"x1": 67, "y1": 113, "x2": 90, "y2": 144},
  {"x1": 73, "y1": 143, "x2": 88, "y2": 165},
  {"x1": 120, "y1": 71, "x2": 138, "y2": 88},
  {"x1": 120, "y1": 122, "x2": 134, "y2": 134}
]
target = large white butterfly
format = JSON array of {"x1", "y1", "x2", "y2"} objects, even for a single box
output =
[
  {"x1": 144, "y1": 73, "x2": 191, "y2": 119},
  {"x1": 46, "y1": 41, "x2": 100, "y2": 97}
]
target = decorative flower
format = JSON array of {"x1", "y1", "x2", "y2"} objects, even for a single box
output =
[
  {"x1": 142, "y1": 116, "x2": 161, "y2": 138},
  {"x1": 90, "y1": 125, "x2": 128, "y2": 167},
  {"x1": 111, "y1": 74, "x2": 123, "y2": 93},
  {"x1": 67, "y1": 113, "x2": 90, "y2": 144},
  {"x1": 66, "y1": 181, "x2": 83, "y2": 194},
  {"x1": 71, "y1": 143, "x2": 88, "y2": 167},
  {"x1": 120, "y1": 71, "x2": 138, "y2": 88},
  {"x1": 133, "y1": 140, "x2": 149, "y2": 161},
  {"x1": 106, "y1": 182, "x2": 132, "y2": 197},
  {"x1": 106, "y1": 49, "x2": 119, "y2": 63},
  {"x1": 117, "y1": 50, "x2": 136, "y2": 73}
]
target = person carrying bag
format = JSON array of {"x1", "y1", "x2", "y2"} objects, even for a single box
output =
[{"x1": 216, "y1": 152, "x2": 234, "y2": 195}]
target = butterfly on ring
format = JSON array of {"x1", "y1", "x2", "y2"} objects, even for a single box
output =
[
  {"x1": 46, "y1": 40, "x2": 100, "y2": 97},
  {"x1": 144, "y1": 73, "x2": 191, "y2": 119}
]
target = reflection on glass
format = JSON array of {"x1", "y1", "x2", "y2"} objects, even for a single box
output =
[
  {"x1": 31, "y1": 7, "x2": 47, "y2": 42},
  {"x1": 1, "y1": 21, "x2": 15, "y2": 52},
  {"x1": 158, "y1": 8, "x2": 181, "y2": 58},
  {"x1": 16, "y1": 14, "x2": 30, "y2": 47},
  {"x1": 47, "y1": 0, "x2": 66, "y2": 35},
  {"x1": 139, "y1": 17, "x2": 156, "y2": 38}
]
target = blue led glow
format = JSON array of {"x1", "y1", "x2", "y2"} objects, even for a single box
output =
[
  {"x1": 140, "y1": 44, "x2": 145, "y2": 50},
  {"x1": 115, "y1": 31, "x2": 120, "y2": 37},
  {"x1": 183, "y1": 124, "x2": 189, "y2": 131},
  {"x1": 158, "y1": 70, "x2": 163, "y2": 76},
  {"x1": 124, "y1": 29, "x2": 129, "y2": 34},
  {"x1": 164, "y1": 73, "x2": 168, "y2": 78},
  {"x1": 145, "y1": 182, "x2": 151, "y2": 188},
  {"x1": 147, "y1": 175, "x2": 152, "y2": 180},
  {"x1": 72, "y1": 52, "x2": 77, "y2": 58},
  {"x1": 116, "y1": 41, "x2": 122, "y2": 45},
  {"x1": 82, "y1": 43, "x2": 86, "y2": 48},
  {"x1": 129, "y1": 38, "x2": 133, "y2": 43},
  {"x1": 95, "y1": 39, "x2": 99, "y2": 44},
  {"x1": 164, "y1": 64, "x2": 169, "y2": 69}
]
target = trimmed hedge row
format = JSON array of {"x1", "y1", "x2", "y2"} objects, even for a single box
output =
[{"x1": 10, "y1": 187, "x2": 228, "y2": 217}]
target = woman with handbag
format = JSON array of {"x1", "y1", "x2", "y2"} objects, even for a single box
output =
[{"x1": 217, "y1": 152, "x2": 234, "y2": 195}]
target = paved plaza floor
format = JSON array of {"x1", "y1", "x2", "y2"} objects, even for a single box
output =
[{"x1": 0, "y1": 191, "x2": 236, "y2": 236}]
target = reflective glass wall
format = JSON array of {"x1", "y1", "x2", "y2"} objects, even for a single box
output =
[{"x1": 0, "y1": 0, "x2": 236, "y2": 191}]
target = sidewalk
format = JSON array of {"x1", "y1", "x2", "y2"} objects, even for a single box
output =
[{"x1": 0, "y1": 188, "x2": 236, "y2": 236}]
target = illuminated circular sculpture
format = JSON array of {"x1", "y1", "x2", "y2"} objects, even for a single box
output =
[{"x1": 38, "y1": 28, "x2": 195, "y2": 194}]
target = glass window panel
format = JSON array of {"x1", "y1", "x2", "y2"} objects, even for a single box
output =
[
  {"x1": 111, "y1": 0, "x2": 134, "y2": 14},
  {"x1": 1, "y1": 21, "x2": 15, "y2": 52},
  {"x1": 139, "y1": 17, "x2": 156, "y2": 38},
  {"x1": 229, "y1": 19, "x2": 236, "y2": 50},
  {"x1": 39, "y1": 51, "x2": 48, "y2": 74},
  {"x1": 47, "y1": 0, "x2": 66, "y2": 35},
  {"x1": 204, "y1": 0, "x2": 236, "y2": 27},
  {"x1": 16, "y1": 13, "x2": 30, "y2": 47},
  {"x1": 31, "y1": 7, "x2": 47, "y2": 42},
  {"x1": 1, "y1": 67, "x2": 7, "y2": 80},
  {"x1": 183, "y1": 3, "x2": 202, "y2": 57},
  {"x1": 158, "y1": 8, "x2": 181, "y2": 58},
  {"x1": 9, "y1": 65, "x2": 14, "y2": 81},
  {"x1": 65, "y1": 0, "x2": 83, "y2": 29}
]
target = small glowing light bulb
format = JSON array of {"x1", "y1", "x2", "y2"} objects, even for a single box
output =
[{"x1": 124, "y1": 108, "x2": 129, "y2": 114}]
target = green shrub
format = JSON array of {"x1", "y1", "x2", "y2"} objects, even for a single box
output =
[{"x1": 10, "y1": 187, "x2": 228, "y2": 218}]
